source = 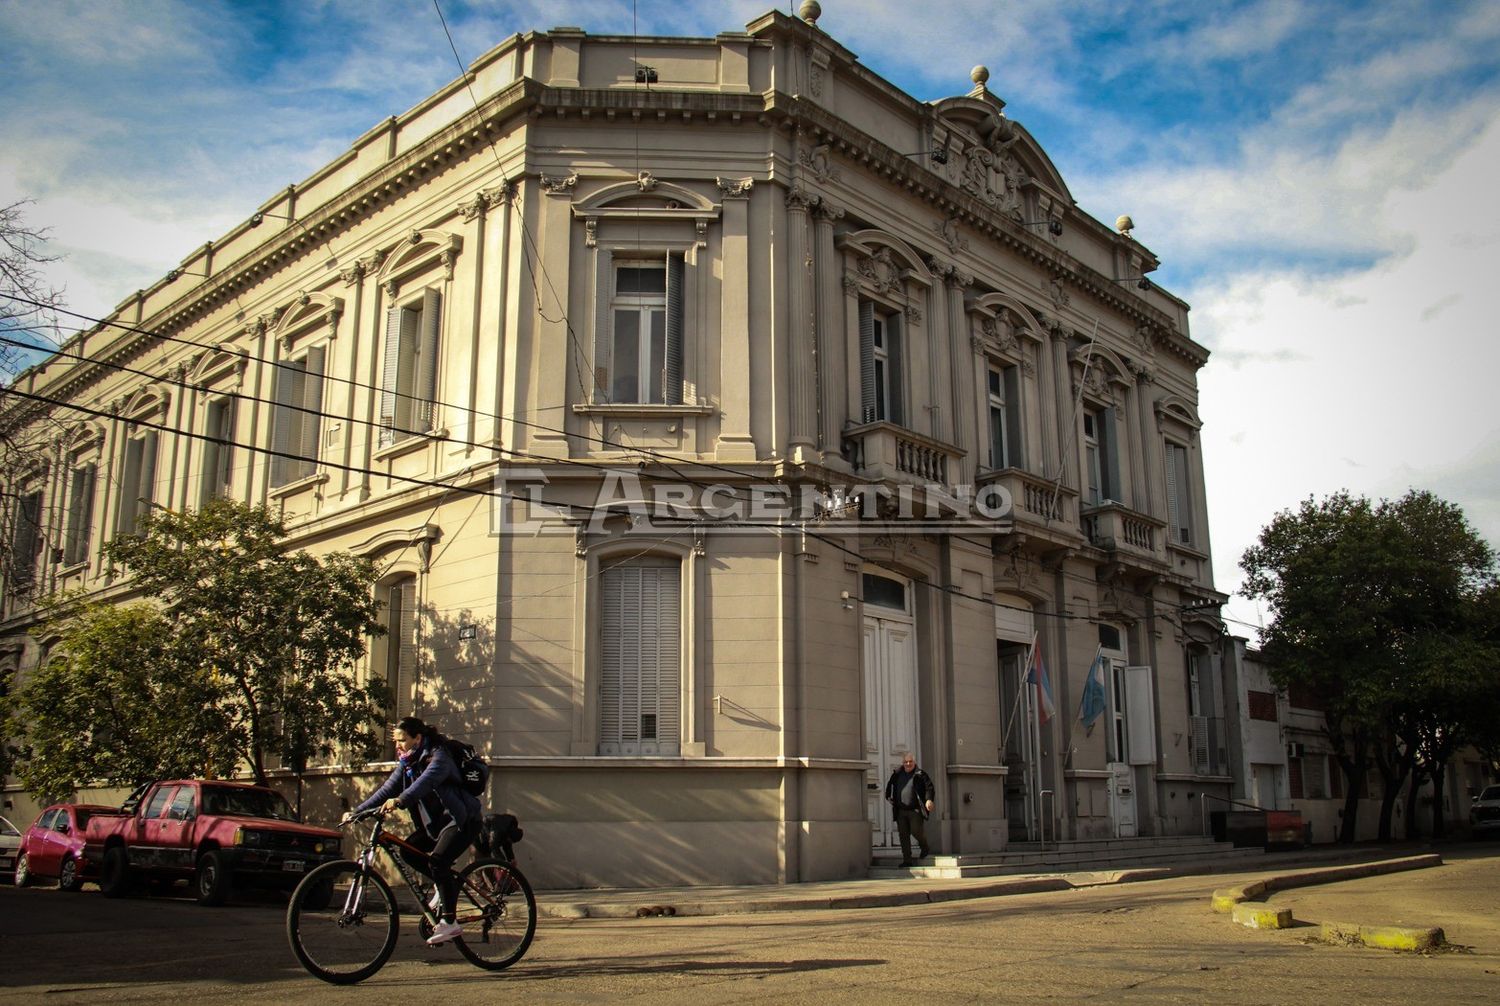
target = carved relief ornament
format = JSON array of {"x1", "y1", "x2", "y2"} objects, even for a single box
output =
[{"x1": 856, "y1": 246, "x2": 903, "y2": 295}]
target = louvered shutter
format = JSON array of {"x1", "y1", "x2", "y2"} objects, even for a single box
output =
[
  {"x1": 887, "y1": 313, "x2": 905, "y2": 427},
  {"x1": 1004, "y1": 365, "x2": 1024, "y2": 468},
  {"x1": 300, "y1": 347, "x2": 325, "y2": 481},
  {"x1": 270, "y1": 360, "x2": 299, "y2": 486},
  {"x1": 395, "y1": 577, "x2": 417, "y2": 714},
  {"x1": 138, "y1": 431, "x2": 158, "y2": 514},
  {"x1": 600, "y1": 566, "x2": 629, "y2": 753},
  {"x1": 11, "y1": 492, "x2": 41, "y2": 590},
  {"x1": 117, "y1": 437, "x2": 144, "y2": 535},
  {"x1": 379, "y1": 306, "x2": 403, "y2": 444},
  {"x1": 594, "y1": 252, "x2": 613, "y2": 403},
  {"x1": 859, "y1": 301, "x2": 876, "y2": 422},
  {"x1": 663, "y1": 252, "x2": 684, "y2": 405},
  {"x1": 414, "y1": 288, "x2": 441, "y2": 431},
  {"x1": 1101, "y1": 407, "x2": 1123, "y2": 503},
  {"x1": 65, "y1": 464, "x2": 96, "y2": 565},
  {"x1": 1124, "y1": 664, "x2": 1156, "y2": 766},
  {"x1": 215, "y1": 400, "x2": 235, "y2": 494},
  {"x1": 649, "y1": 564, "x2": 681, "y2": 752},
  {"x1": 1165, "y1": 441, "x2": 1180, "y2": 538},
  {"x1": 600, "y1": 559, "x2": 681, "y2": 755}
]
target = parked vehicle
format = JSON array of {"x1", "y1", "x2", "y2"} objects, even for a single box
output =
[
  {"x1": 1471, "y1": 784, "x2": 1500, "y2": 837},
  {"x1": 0, "y1": 815, "x2": 19, "y2": 878},
  {"x1": 15, "y1": 804, "x2": 119, "y2": 890},
  {"x1": 84, "y1": 780, "x2": 342, "y2": 905}
]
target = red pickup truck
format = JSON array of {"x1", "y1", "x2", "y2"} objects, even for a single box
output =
[{"x1": 84, "y1": 779, "x2": 342, "y2": 906}]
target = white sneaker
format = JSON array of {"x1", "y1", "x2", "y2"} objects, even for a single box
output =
[
  {"x1": 428, "y1": 889, "x2": 442, "y2": 912},
  {"x1": 426, "y1": 921, "x2": 463, "y2": 946}
]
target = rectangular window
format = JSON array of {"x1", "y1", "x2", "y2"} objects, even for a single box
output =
[
  {"x1": 599, "y1": 557, "x2": 681, "y2": 756},
  {"x1": 1165, "y1": 441, "x2": 1193, "y2": 546},
  {"x1": 858, "y1": 300, "x2": 904, "y2": 425},
  {"x1": 270, "y1": 347, "x2": 325, "y2": 487},
  {"x1": 608, "y1": 255, "x2": 683, "y2": 404},
  {"x1": 1083, "y1": 408, "x2": 1121, "y2": 505},
  {"x1": 200, "y1": 398, "x2": 236, "y2": 504},
  {"x1": 380, "y1": 577, "x2": 416, "y2": 759},
  {"x1": 986, "y1": 364, "x2": 1022, "y2": 470},
  {"x1": 1289, "y1": 757, "x2": 1304, "y2": 799},
  {"x1": 115, "y1": 431, "x2": 159, "y2": 537},
  {"x1": 1303, "y1": 753, "x2": 1328, "y2": 799},
  {"x1": 380, "y1": 288, "x2": 441, "y2": 445},
  {"x1": 63, "y1": 462, "x2": 97, "y2": 566},
  {"x1": 8, "y1": 490, "x2": 42, "y2": 593},
  {"x1": 1247, "y1": 690, "x2": 1279, "y2": 721}
]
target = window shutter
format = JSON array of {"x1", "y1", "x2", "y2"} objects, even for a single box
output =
[
  {"x1": 117, "y1": 437, "x2": 144, "y2": 535},
  {"x1": 887, "y1": 313, "x2": 905, "y2": 427},
  {"x1": 1124, "y1": 664, "x2": 1155, "y2": 765},
  {"x1": 379, "y1": 306, "x2": 403, "y2": 444},
  {"x1": 1004, "y1": 365, "x2": 1024, "y2": 468},
  {"x1": 594, "y1": 251, "x2": 613, "y2": 403},
  {"x1": 215, "y1": 400, "x2": 235, "y2": 494},
  {"x1": 600, "y1": 567, "x2": 625, "y2": 752},
  {"x1": 66, "y1": 464, "x2": 96, "y2": 565},
  {"x1": 11, "y1": 491, "x2": 41, "y2": 590},
  {"x1": 395, "y1": 577, "x2": 417, "y2": 713},
  {"x1": 600, "y1": 559, "x2": 681, "y2": 755},
  {"x1": 859, "y1": 300, "x2": 876, "y2": 423},
  {"x1": 270, "y1": 360, "x2": 299, "y2": 486},
  {"x1": 138, "y1": 431, "x2": 158, "y2": 513},
  {"x1": 1165, "y1": 442, "x2": 1181, "y2": 539},
  {"x1": 300, "y1": 347, "x2": 325, "y2": 482},
  {"x1": 1288, "y1": 757, "x2": 1304, "y2": 799},
  {"x1": 414, "y1": 288, "x2": 441, "y2": 431},
  {"x1": 1101, "y1": 407, "x2": 1123, "y2": 503},
  {"x1": 664, "y1": 252, "x2": 684, "y2": 405}
]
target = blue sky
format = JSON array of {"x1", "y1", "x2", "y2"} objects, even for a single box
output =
[{"x1": 2, "y1": 1, "x2": 1498, "y2": 637}]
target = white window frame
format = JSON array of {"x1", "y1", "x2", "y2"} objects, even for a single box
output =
[
  {"x1": 1165, "y1": 440, "x2": 1194, "y2": 546},
  {"x1": 63, "y1": 455, "x2": 97, "y2": 567},
  {"x1": 269, "y1": 345, "x2": 326, "y2": 488},
  {"x1": 115, "y1": 429, "x2": 160, "y2": 538},
  {"x1": 859, "y1": 300, "x2": 905, "y2": 425},
  {"x1": 606, "y1": 254, "x2": 684, "y2": 405},
  {"x1": 200, "y1": 397, "x2": 236, "y2": 505}
]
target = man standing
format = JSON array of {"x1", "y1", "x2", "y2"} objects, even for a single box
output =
[{"x1": 884, "y1": 752, "x2": 935, "y2": 867}]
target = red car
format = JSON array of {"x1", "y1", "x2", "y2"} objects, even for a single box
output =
[{"x1": 14, "y1": 804, "x2": 118, "y2": 891}]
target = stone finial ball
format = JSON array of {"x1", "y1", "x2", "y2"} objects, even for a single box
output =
[
  {"x1": 1116, "y1": 214, "x2": 1135, "y2": 234},
  {"x1": 971, "y1": 65, "x2": 990, "y2": 86},
  {"x1": 800, "y1": 0, "x2": 822, "y2": 24}
]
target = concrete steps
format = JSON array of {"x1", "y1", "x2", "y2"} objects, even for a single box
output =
[{"x1": 869, "y1": 836, "x2": 1265, "y2": 879}]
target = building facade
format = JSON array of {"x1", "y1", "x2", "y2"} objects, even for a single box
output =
[{"x1": 0, "y1": 6, "x2": 1233, "y2": 887}]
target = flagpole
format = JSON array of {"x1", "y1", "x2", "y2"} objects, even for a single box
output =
[{"x1": 1033, "y1": 642, "x2": 1044, "y2": 843}]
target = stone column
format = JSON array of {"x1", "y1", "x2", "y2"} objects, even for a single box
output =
[
  {"x1": 1034, "y1": 331, "x2": 1059, "y2": 479},
  {"x1": 813, "y1": 198, "x2": 845, "y2": 454},
  {"x1": 945, "y1": 268, "x2": 973, "y2": 480},
  {"x1": 1051, "y1": 330, "x2": 1076, "y2": 491},
  {"x1": 1135, "y1": 368, "x2": 1161, "y2": 518},
  {"x1": 530, "y1": 172, "x2": 577, "y2": 458},
  {"x1": 1124, "y1": 380, "x2": 1146, "y2": 511},
  {"x1": 716, "y1": 177, "x2": 757, "y2": 462},
  {"x1": 785, "y1": 185, "x2": 819, "y2": 462}
]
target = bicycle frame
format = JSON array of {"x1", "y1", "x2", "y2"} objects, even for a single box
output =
[{"x1": 344, "y1": 814, "x2": 440, "y2": 921}]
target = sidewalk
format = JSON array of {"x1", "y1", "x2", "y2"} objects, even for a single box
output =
[{"x1": 533, "y1": 842, "x2": 1432, "y2": 920}]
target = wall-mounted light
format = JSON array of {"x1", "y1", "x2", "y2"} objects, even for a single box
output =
[
  {"x1": 897, "y1": 148, "x2": 949, "y2": 164},
  {"x1": 1106, "y1": 275, "x2": 1153, "y2": 292},
  {"x1": 165, "y1": 268, "x2": 209, "y2": 282},
  {"x1": 840, "y1": 590, "x2": 855, "y2": 610},
  {"x1": 1021, "y1": 218, "x2": 1064, "y2": 236},
  {"x1": 634, "y1": 65, "x2": 658, "y2": 84},
  {"x1": 249, "y1": 210, "x2": 293, "y2": 228}
]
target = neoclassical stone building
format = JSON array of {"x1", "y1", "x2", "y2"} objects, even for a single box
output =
[{"x1": 1, "y1": 5, "x2": 1230, "y2": 887}]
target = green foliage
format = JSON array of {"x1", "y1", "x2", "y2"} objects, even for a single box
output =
[
  {"x1": 1242, "y1": 489, "x2": 1500, "y2": 833},
  {"x1": 5, "y1": 500, "x2": 393, "y2": 794},
  {"x1": 4, "y1": 601, "x2": 237, "y2": 803}
]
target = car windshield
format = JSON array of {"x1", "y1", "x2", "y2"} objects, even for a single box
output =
[
  {"x1": 0, "y1": 815, "x2": 17, "y2": 836},
  {"x1": 200, "y1": 786, "x2": 296, "y2": 821},
  {"x1": 1481, "y1": 786, "x2": 1500, "y2": 802}
]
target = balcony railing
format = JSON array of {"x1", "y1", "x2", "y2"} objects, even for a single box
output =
[
  {"x1": 975, "y1": 467, "x2": 1076, "y2": 528},
  {"x1": 841, "y1": 421, "x2": 964, "y2": 490},
  {"x1": 1080, "y1": 500, "x2": 1166, "y2": 566}
]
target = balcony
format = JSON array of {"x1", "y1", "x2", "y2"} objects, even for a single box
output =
[
  {"x1": 975, "y1": 467, "x2": 1079, "y2": 540},
  {"x1": 841, "y1": 421, "x2": 964, "y2": 490},
  {"x1": 1080, "y1": 500, "x2": 1167, "y2": 569}
]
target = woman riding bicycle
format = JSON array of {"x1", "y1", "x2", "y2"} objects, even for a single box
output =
[{"x1": 343, "y1": 716, "x2": 480, "y2": 945}]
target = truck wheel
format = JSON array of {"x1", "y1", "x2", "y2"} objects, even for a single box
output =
[
  {"x1": 99, "y1": 846, "x2": 135, "y2": 898},
  {"x1": 195, "y1": 850, "x2": 233, "y2": 906},
  {"x1": 58, "y1": 856, "x2": 84, "y2": 892},
  {"x1": 300, "y1": 877, "x2": 335, "y2": 911}
]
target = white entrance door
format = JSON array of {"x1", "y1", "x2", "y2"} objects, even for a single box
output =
[
  {"x1": 1252, "y1": 764, "x2": 1281, "y2": 810},
  {"x1": 1105, "y1": 655, "x2": 1138, "y2": 837},
  {"x1": 863, "y1": 576, "x2": 918, "y2": 853},
  {"x1": 1108, "y1": 761, "x2": 1137, "y2": 837}
]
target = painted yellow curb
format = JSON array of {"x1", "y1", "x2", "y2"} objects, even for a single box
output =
[
  {"x1": 1212, "y1": 880, "x2": 1266, "y2": 913},
  {"x1": 1232, "y1": 903, "x2": 1292, "y2": 929},
  {"x1": 1321, "y1": 921, "x2": 1445, "y2": 952}
]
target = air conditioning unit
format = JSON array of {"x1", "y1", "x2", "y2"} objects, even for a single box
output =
[{"x1": 1286, "y1": 742, "x2": 1306, "y2": 759}]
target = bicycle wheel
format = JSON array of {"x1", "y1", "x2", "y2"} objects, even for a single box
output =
[
  {"x1": 285, "y1": 860, "x2": 400, "y2": 985},
  {"x1": 452, "y1": 859, "x2": 537, "y2": 970}
]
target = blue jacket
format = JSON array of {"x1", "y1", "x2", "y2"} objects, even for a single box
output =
[{"x1": 358, "y1": 738, "x2": 480, "y2": 837}]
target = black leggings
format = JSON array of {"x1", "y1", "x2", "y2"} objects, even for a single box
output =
[{"x1": 400, "y1": 818, "x2": 481, "y2": 922}]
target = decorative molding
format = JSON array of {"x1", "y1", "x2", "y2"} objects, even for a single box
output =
[
  {"x1": 812, "y1": 197, "x2": 845, "y2": 222},
  {"x1": 338, "y1": 259, "x2": 367, "y2": 287},
  {"x1": 785, "y1": 184, "x2": 819, "y2": 212},
  {"x1": 841, "y1": 271, "x2": 860, "y2": 294},
  {"x1": 457, "y1": 192, "x2": 488, "y2": 222},
  {"x1": 856, "y1": 247, "x2": 904, "y2": 295},
  {"x1": 715, "y1": 176, "x2": 754, "y2": 199},
  {"x1": 935, "y1": 215, "x2": 969, "y2": 254},
  {"x1": 539, "y1": 172, "x2": 578, "y2": 196},
  {"x1": 585, "y1": 217, "x2": 598, "y2": 248},
  {"x1": 903, "y1": 302, "x2": 922, "y2": 325},
  {"x1": 798, "y1": 142, "x2": 840, "y2": 183},
  {"x1": 636, "y1": 170, "x2": 658, "y2": 192},
  {"x1": 1046, "y1": 275, "x2": 1071, "y2": 309}
]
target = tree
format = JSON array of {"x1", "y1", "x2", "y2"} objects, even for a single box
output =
[
  {"x1": 1241, "y1": 490, "x2": 1498, "y2": 841},
  {"x1": 1, "y1": 600, "x2": 237, "y2": 802},
  {"x1": 0, "y1": 198, "x2": 64, "y2": 377},
  {"x1": 104, "y1": 498, "x2": 390, "y2": 786}
]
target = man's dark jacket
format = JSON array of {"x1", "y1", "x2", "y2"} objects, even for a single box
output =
[{"x1": 884, "y1": 766, "x2": 936, "y2": 821}]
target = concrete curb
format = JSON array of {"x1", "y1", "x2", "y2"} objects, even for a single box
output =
[{"x1": 1208, "y1": 853, "x2": 1446, "y2": 947}]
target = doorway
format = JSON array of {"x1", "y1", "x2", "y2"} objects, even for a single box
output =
[{"x1": 862, "y1": 570, "x2": 918, "y2": 853}]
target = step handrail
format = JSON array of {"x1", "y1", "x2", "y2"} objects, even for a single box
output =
[{"x1": 1199, "y1": 792, "x2": 1269, "y2": 836}]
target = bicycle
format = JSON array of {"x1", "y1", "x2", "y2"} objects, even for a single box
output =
[{"x1": 285, "y1": 808, "x2": 537, "y2": 985}]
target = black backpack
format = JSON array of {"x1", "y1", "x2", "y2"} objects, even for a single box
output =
[{"x1": 444, "y1": 738, "x2": 490, "y2": 797}]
